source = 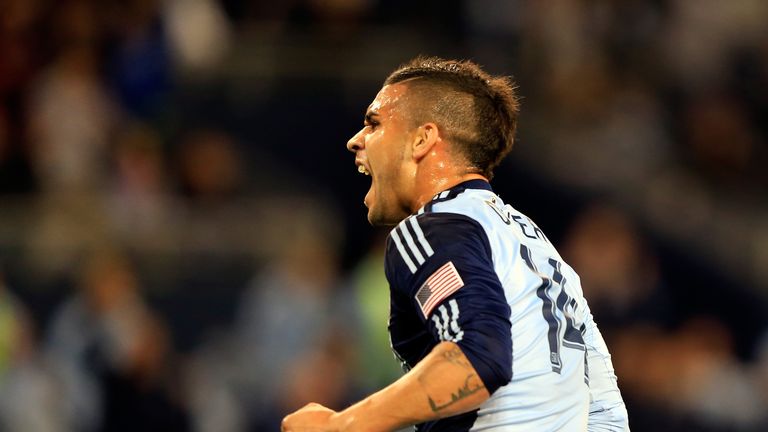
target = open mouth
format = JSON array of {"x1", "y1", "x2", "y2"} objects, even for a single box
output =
[
  {"x1": 355, "y1": 160, "x2": 374, "y2": 209},
  {"x1": 355, "y1": 158, "x2": 371, "y2": 176}
]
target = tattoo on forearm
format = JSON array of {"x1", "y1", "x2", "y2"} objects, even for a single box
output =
[
  {"x1": 441, "y1": 345, "x2": 472, "y2": 368},
  {"x1": 427, "y1": 374, "x2": 484, "y2": 413}
]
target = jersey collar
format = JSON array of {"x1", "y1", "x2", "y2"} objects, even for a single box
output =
[
  {"x1": 418, "y1": 179, "x2": 493, "y2": 214},
  {"x1": 431, "y1": 179, "x2": 493, "y2": 201}
]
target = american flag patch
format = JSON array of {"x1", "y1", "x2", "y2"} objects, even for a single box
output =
[{"x1": 415, "y1": 261, "x2": 464, "y2": 318}]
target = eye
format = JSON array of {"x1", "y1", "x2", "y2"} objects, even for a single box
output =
[{"x1": 366, "y1": 120, "x2": 379, "y2": 131}]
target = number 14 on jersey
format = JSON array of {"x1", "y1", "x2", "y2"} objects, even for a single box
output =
[{"x1": 520, "y1": 244, "x2": 588, "y2": 376}]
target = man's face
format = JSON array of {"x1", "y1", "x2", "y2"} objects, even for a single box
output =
[{"x1": 347, "y1": 84, "x2": 415, "y2": 226}]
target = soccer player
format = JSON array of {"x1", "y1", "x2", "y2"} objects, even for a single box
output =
[{"x1": 282, "y1": 57, "x2": 629, "y2": 431}]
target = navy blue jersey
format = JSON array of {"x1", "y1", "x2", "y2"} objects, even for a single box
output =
[{"x1": 384, "y1": 180, "x2": 628, "y2": 431}]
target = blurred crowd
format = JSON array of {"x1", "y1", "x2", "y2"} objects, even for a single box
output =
[{"x1": 0, "y1": 0, "x2": 767, "y2": 431}]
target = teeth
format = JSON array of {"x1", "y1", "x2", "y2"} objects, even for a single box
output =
[{"x1": 358, "y1": 165, "x2": 370, "y2": 175}]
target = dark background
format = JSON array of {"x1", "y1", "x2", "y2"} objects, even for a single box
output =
[{"x1": 0, "y1": 0, "x2": 767, "y2": 430}]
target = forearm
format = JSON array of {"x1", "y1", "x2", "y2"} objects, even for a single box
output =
[{"x1": 335, "y1": 341, "x2": 490, "y2": 432}]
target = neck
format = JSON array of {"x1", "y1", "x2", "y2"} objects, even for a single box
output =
[{"x1": 411, "y1": 172, "x2": 488, "y2": 213}]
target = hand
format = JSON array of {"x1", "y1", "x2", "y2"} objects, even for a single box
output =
[{"x1": 281, "y1": 403, "x2": 342, "y2": 432}]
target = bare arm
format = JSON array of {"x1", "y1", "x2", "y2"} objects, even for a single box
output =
[{"x1": 282, "y1": 341, "x2": 490, "y2": 432}]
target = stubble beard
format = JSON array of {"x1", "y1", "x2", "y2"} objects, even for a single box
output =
[{"x1": 366, "y1": 195, "x2": 409, "y2": 227}]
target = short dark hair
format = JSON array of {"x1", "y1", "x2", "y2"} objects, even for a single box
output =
[{"x1": 384, "y1": 56, "x2": 520, "y2": 180}]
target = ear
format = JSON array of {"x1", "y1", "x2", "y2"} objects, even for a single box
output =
[{"x1": 411, "y1": 122, "x2": 440, "y2": 161}]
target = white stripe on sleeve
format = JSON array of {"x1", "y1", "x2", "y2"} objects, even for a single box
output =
[
  {"x1": 410, "y1": 217, "x2": 434, "y2": 257},
  {"x1": 391, "y1": 229, "x2": 417, "y2": 273},
  {"x1": 398, "y1": 221, "x2": 425, "y2": 265}
]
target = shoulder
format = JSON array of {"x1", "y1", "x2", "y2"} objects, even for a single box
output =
[
  {"x1": 384, "y1": 212, "x2": 492, "y2": 291},
  {"x1": 386, "y1": 212, "x2": 490, "y2": 269}
]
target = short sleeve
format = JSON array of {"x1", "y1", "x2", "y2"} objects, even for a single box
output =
[{"x1": 384, "y1": 212, "x2": 513, "y2": 394}]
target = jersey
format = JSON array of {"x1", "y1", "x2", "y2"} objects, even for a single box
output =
[{"x1": 385, "y1": 180, "x2": 629, "y2": 431}]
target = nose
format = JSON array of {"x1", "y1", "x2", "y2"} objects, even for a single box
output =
[{"x1": 346, "y1": 128, "x2": 365, "y2": 153}]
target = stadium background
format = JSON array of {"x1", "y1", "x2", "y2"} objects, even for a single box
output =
[{"x1": 0, "y1": 0, "x2": 767, "y2": 430}]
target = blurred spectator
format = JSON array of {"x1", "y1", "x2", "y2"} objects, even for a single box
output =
[
  {"x1": 227, "y1": 199, "x2": 354, "y2": 429},
  {"x1": 105, "y1": 0, "x2": 173, "y2": 119},
  {"x1": 662, "y1": 0, "x2": 768, "y2": 89},
  {"x1": 562, "y1": 203, "x2": 671, "y2": 331},
  {"x1": 107, "y1": 121, "x2": 175, "y2": 247},
  {"x1": 184, "y1": 337, "x2": 246, "y2": 432},
  {"x1": 164, "y1": 0, "x2": 233, "y2": 76},
  {"x1": 27, "y1": 0, "x2": 118, "y2": 196},
  {"x1": 613, "y1": 318, "x2": 766, "y2": 431},
  {"x1": 0, "y1": 273, "x2": 64, "y2": 431},
  {"x1": 45, "y1": 249, "x2": 189, "y2": 431},
  {"x1": 176, "y1": 129, "x2": 244, "y2": 203},
  {"x1": 682, "y1": 91, "x2": 759, "y2": 187},
  {"x1": 99, "y1": 313, "x2": 190, "y2": 432},
  {"x1": 563, "y1": 202, "x2": 768, "y2": 429}
]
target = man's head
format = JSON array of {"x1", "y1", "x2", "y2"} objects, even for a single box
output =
[
  {"x1": 347, "y1": 56, "x2": 519, "y2": 226},
  {"x1": 383, "y1": 57, "x2": 520, "y2": 179}
]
